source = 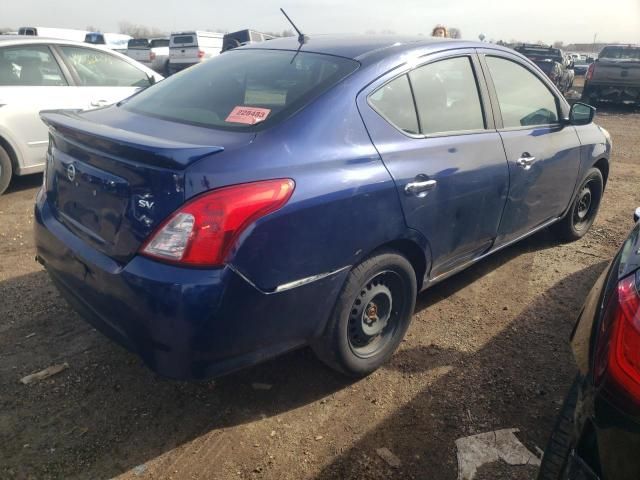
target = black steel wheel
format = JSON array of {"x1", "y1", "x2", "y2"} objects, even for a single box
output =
[
  {"x1": 552, "y1": 167, "x2": 603, "y2": 242},
  {"x1": 312, "y1": 250, "x2": 417, "y2": 377}
]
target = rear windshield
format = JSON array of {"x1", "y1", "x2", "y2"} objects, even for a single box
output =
[
  {"x1": 171, "y1": 35, "x2": 195, "y2": 46},
  {"x1": 85, "y1": 33, "x2": 105, "y2": 44},
  {"x1": 128, "y1": 39, "x2": 149, "y2": 49},
  {"x1": 122, "y1": 49, "x2": 359, "y2": 131},
  {"x1": 600, "y1": 46, "x2": 640, "y2": 60},
  {"x1": 150, "y1": 39, "x2": 169, "y2": 48},
  {"x1": 516, "y1": 47, "x2": 562, "y2": 61}
]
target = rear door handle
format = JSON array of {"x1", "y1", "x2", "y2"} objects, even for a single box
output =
[
  {"x1": 405, "y1": 178, "x2": 437, "y2": 197},
  {"x1": 516, "y1": 153, "x2": 536, "y2": 170}
]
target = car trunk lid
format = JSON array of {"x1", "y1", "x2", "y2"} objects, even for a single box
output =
[{"x1": 40, "y1": 109, "x2": 246, "y2": 264}]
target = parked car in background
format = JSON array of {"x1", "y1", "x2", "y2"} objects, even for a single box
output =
[
  {"x1": 35, "y1": 36, "x2": 610, "y2": 380},
  {"x1": 538, "y1": 210, "x2": 640, "y2": 480},
  {"x1": 85, "y1": 32, "x2": 132, "y2": 53},
  {"x1": 582, "y1": 45, "x2": 640, "y2": 105},
  {"x1": 0, "y1": 35, "x2": 162, "y2": 194},
  {"x1": 126, "y1": 37, "x2": 170, "y2": 75},
  {"x1": 221, "y1": 29, "x2": 275, "y2": 52},
  {"x1": 573, "y1": 57, "x2": 591, "y2": 76},
  {"x1": 168, "y1": 31, "x2": 223, "y2": 74},
  {"x1": 18, "y1": 26, "x2": 88, "y2": 42},
  {"x1": 515, "y1": 44, "x2": 575, "y2": 93}
]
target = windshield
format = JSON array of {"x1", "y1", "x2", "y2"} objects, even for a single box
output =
[
  {"x1": 123, "y1": 49, "x2": 359, "y2": 131},
  {"x1": 600, "y1": 46, "x2": 640, "y2": 61}
]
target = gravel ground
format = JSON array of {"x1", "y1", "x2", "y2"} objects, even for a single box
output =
[{"x1": 1, "y1": 103, "x2": 639, "y2": 480}]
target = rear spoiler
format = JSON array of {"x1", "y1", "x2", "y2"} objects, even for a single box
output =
[{"x1": 40, "y1": 110, "x2": 224, "y2": 170}]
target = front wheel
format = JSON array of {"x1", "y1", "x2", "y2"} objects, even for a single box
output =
[
  {"x1": 312, "y1": 250, "x2": 417, "y2": 377},
  {"x1": 552, "y1": 168, "x2": 604, "y2": 242}
]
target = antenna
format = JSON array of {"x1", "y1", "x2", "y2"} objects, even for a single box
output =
[{"x1": 280, "y1": 8, "x2": 307, "y2": 44}]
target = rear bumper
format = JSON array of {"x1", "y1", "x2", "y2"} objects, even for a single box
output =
[
  {"x1": 34, "y1": 190, "x2": 347, "y2": 379},
  {"x1": 583, "y1": 82, "x2": 640, "y2": 102}
]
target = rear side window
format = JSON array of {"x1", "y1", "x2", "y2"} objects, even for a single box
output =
[
  {"x1": 171, "y1": 35, "x2": 195, "y2": 46},
  {"x1": 0, "y1": 45, "x2": 67, "y2": 86},
  {"x1": 485, "y1": 56, "x2": 559, "y2": 128},
  {"x1": 123, "y1": 49, "x2": 359, "y2": 131},
  {"x1": 369, "y1": 75, "x2": 419, "y2": 135},
  {"x1": 59, "y1": 46, "x2": 150, "y2": 87},
  {"x1": 409, "y1": 56, "x2": 485, "y2": 135}
]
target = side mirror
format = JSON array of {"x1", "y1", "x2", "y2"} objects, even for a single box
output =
[
  {"x1": 634, "y1": 207, "x2": 640, "y2": 223},
  {"x1": 147, "y1": 74, "x2": 156, "y2": 86},
  {"x1": 569, "y1": 102, "x2": 596, "y2": 126}
]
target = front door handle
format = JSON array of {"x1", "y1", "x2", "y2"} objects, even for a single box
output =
[
  {"x1": 516, "y1": 153, "x2": 536, "y2": 170},
  {"x1": 405, "y1": 178, "x2": 437, "y2": 197}
]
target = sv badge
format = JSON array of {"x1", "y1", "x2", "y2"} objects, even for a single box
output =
[{"x1": 138, "y1": 199, "x2": 155, "y2": 209}]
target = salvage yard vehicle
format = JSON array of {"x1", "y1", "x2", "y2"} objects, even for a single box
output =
[
  {"x1": 515, "y1": 44, "x2": 575, "y2": 93},
  {"x1": 0, "y1": 35, "x2": 163, "y2": 194},
  {"x1": 84, "y1": 32, "x2": 132, "y2": 53},
  {"x1": 221, "y1": 29, "x2": 275, "y2": 52},
  {"x1": 538, "y1": 209, "x2": 640, "y2": 480},
  {"x1": 126, "y1": 37, "x2": 170, "y2": 74},
  {"x1": 168, "y1": 31, "x2": 223, "y2": 74},
  {"x1": 582, "y1": 45, "x2": 640, "y2": 105},
  {"x1": 35, "y1": 35, "x2": 611, "y2": 380}
]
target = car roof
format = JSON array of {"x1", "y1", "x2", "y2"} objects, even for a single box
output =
[
  {"x1": 0, "y1": 35, "x2": 91, "y2": 47},
  {"x1": 238, "y1": 34, "x2": 509, "y2": 63}
]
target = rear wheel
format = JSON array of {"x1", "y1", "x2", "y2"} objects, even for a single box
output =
[
  {"x1": 552, "y1": 167, "x2": 603, "y2": 242},
  {"x1": 0, "y1": 145, "x2": 12, "y2": 195},
  {"x1": 312, "y1": 250, "x2": 417, "y2": 377}
]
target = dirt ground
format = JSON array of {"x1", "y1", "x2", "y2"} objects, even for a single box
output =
[{"x1": 2, "y1": 102, "x2": 640, "y2": 480}]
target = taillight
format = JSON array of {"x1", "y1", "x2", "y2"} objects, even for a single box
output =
[
  {"x1": 140, "y1": 179, "x2": 295, "y2": 267},
  {"x1": 594, "y1": 271, "x2": 640, "y2": 408},
  {"x1": 197, "y1": 50, "x2": 205, "y2": 59},
  {"x1": 150, "y1": 51, "x2": 156, "y2": 61},
  {"x1": 586, "y1": 63, "x2": 596, "y2": 81}
]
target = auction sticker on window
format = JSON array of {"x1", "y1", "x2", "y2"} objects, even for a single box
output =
[{"x1": 225, "y1": 106, "x2": 271, "y2": 125}]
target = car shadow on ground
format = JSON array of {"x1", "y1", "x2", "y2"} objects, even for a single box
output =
[
  {"x1": 4, "y1": 173, "x2": 43, "y2": 194},
  {"x1": 0, "y1": 229, "x2": 595, "y2": 478}
]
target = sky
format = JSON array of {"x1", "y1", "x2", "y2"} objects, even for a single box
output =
[{"x1": 3, "y1": 0, "x2": 640, "y2": 44}]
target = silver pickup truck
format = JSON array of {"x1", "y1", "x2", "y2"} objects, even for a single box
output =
[
  {"x1": 582, "y1": 45, "x2": 640, "y2": 105},
  {"x1": 126, "y1": 38, "x2": 170, "y2": 75}
]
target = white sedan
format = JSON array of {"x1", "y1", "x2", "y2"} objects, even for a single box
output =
[{"x1": 0, "y1": 36, "x2": 163, "y2": 194}]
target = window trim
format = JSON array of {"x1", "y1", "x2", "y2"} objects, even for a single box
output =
[
  {"x1": 366, "y1": 52, "x2": 494, "y2": 139},
  {"x1": 0, "y1": 44, "x2": 70, "y2": 87},
  {"x1": 478, "y1": 51, "x2": 567, "y2": 132}
]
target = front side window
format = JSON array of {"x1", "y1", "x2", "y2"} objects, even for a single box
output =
[
  {"x1": 59, "y1": 46, "x2": 150, "y2": 87},
  {"x1": 369, "y1": 75, "x2": 419, "y2": 135},
  {"x1": 409, "y1": 56, "x2": 485, "y2": 135},
  {"x1": 123, "y1": 49, "x2": 359, "y2": 131},
  {"x1": 0, "y1": 45, "x2": 67, "y2": 86},
  {"x1": 485, "y1": 56, "x2": 559, "y2": 128}
]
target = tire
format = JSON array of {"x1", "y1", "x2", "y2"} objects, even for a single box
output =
[
  {"x1": 312, "y1": 250, "x2": 417, "y2": 377},
  {"x1": 537, "y1": 377, "x2": 579, "y2": 480},
  {"x1": 0, "y1": 145, "x2": 12, "y2": 195},
  {"x1": 552, "y1": 167, "x2": 603, "y2": 242}
]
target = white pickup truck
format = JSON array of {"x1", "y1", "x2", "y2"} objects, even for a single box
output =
[
  {"x1": 126, "y1": 38, "x2": 170, "y2": 75},
  {"x1": 582, "y1": 45, "x2": 640, "y2": 105}
]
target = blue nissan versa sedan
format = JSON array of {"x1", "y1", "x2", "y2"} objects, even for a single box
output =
[{"x1": 34, "y1": 36, "x2": 612, "y2": 379}]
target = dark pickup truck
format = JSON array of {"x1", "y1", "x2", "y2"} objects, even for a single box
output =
[
  {"x1": 582, "y1": 45, "x2": 640, "y2": 105},
  {"x1": 514, "y1": 44, "x2": 575, "y2": 93}
]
